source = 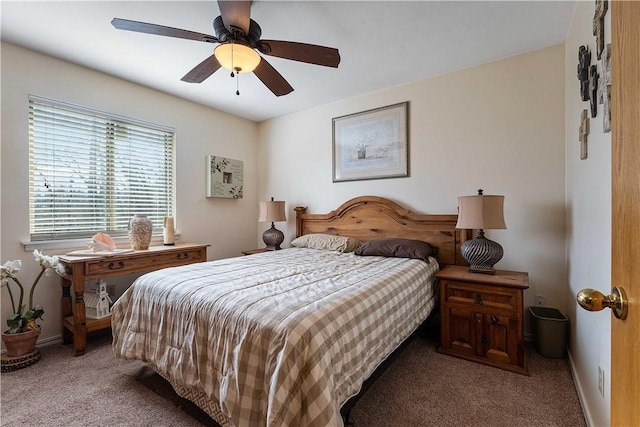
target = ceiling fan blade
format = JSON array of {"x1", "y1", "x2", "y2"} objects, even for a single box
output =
[
  {"x1": 217, "y1": 1, "x2": 251, "y2": 35},
  {"x1": 181, "y1": 54, "x2": 222, "y2": 83},
  {"x1": 111, "y1": 18, "x2": 218, "y2": 43},
  {"x1": 253, "y1": 58, "x2": 294, "y2": 97},
  {"x1": 259, "y1": 40, "x2": 340, "y2": 68}
]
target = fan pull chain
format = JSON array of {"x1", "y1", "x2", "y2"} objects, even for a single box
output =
[
  {"x1": 230, "y1": 43, "x2": 235, "y2": 78},
  {"x1": 236, "y1": 72, "x2": 240, "y2": 96}
]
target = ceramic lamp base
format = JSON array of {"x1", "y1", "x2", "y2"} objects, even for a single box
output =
[
  {"x1": 460, "y1": 234, "x2": 504, "y2": 275},
  {"x1": 262, "y1": 224, "x2": 284, "y2": 250}
]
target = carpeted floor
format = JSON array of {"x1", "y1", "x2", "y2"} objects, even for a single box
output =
[{"x1": 1, "y1": 329, "x2": 586, "y2": 427}]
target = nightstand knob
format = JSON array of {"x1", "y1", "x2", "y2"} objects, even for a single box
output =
[{"x1": 474, "y1": 295, "x2": 483, "y2": 305}]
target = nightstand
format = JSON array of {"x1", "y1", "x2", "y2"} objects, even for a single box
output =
[
  {"x1": 436, "y1": 265, "x2": 529, "y2": 375},
  {"x1": 241, "y1": 248, "x2": 272, "y2": 256}
]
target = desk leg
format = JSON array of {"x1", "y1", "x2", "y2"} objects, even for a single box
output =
[
  {"x1": 71, "y1": 269, "x2": 87, "y2": 356},
  {"x1": 73, "y1": 297, "x2": 87, "y2": 356},
  {"x1": 60, "y1": 277, "x2": 73, "y2": 345}
]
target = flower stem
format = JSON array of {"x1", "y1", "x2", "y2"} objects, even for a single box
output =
[
  {"x1": 28, "y1": 268, "x2": 46, "y2": 310},
  {"x1": 13, "y1": 276, "x2": 25, "y2": 313},
  {"x1": 5, "y1": 279, "x2": 17, "y2": 313}
]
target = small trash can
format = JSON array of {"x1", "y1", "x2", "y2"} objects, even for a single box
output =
[{"x1": 529, "y1": 306, "x2": 568, "y2": 358}]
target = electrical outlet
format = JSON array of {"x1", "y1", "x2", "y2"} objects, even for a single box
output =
[
  {"x1": 535, "y1": 295, "x2": 545, "y2": 306},
  {"x1": 598, "y1": 365, "x2": 605, "y2": 397}
]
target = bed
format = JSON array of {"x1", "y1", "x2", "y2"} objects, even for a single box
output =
[{"x1": 111, "y1": 196, "x2": 470, "y2": 427}]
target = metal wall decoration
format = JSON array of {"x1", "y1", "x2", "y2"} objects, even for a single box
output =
[
  {"x1": 205, "y1": 155, "x2": 244, "y2": 199},
  {"x1": 577, "y1": 45, "x2": 591, "y2": 101},
  {"x1": 593, "y1": 0, "x2": 608, "y2": 60},
  {"x1": 588, "y1": 65, "x2": 599, "y2": 118},
  {"x1": 598, "y1": 43, "x2": 612, "y2": 132},
  {"x1": 575, "y1": 0, "x2": 609, "y2": 143},
  {"x1": 579, "y1": 109, "x2": 590, "y2": 160}
]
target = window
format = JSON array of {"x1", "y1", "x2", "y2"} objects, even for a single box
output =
[{"x1": 28, "y1": 96, "x2": 175, "y2": 241}]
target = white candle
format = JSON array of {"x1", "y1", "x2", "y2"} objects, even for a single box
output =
[{"x1": 163, "y1": 216, "x2": 175, "y2": 245}]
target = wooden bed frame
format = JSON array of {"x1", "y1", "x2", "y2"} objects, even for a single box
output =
[
  {"x1": 294, "y1": 195, "x2": 470, "y2": 426},
  {"x1": 295, "y1": 195, "x2": 470, "y2": 267}
]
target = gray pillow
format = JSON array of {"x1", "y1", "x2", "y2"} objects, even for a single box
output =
[
  {"x1": 354, "y1": 238, "x2": 437, "y2": 262},
  {"x1": 291, "y1": 233, "x2": 361, "y2": 252}
]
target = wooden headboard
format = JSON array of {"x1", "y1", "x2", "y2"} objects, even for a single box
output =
[{"x1": 294, "y1": 195, "x2": 471, "y2": 266}]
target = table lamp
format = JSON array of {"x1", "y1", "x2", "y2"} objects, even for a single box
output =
[
  {"x1": 455, "y1": 189, "x2": 506, "y2": 274},
  {"x1": 258, "y1": 197, "x2": 287, "y2": 250}
]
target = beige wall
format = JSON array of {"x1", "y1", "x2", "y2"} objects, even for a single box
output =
[
  {"x1": 1, "y1": 42, "x2": 259, "y2": 345},
  {"x1": 258, "y1": 45, "x2": 567, "y2": 331},
  {"x1": 565, "y1": 1, "x2": 612, "y2": 426}
]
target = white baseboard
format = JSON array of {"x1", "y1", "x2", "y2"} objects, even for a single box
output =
[
  {"x1": 35, "y1": 334, "x2": 64, "y2": 348},
  {"x1": 567, "y1": 348, "x2": 595, "y2": 427}
]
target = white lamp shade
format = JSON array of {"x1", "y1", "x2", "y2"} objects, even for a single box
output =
[
  {"x1": 258, "y1": 200, "x2": 286, "y2": 223},
  {"x1": 214, "y1": 43, "x2": 261, "y2": 73},
  {"x1": 456, "y1": 195, "x2": 506, "y2": 230}
]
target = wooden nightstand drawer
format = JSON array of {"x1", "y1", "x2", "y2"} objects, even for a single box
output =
[{"x1": 443, "y1": 281, "x2": 519, "y2": 312}]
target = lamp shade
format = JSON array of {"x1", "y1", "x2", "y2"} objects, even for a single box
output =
[
  {"x1": 214, "y1": 43, "x2": 261, "y2": 73},
  {"x1": 258, "y1": 200, "x2": 286, "y2": 223},
  {"x1": 455, "y1": 195, "x2": 506, "y2": 230}
]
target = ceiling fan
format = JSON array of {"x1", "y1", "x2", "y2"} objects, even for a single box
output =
[{"x1": 111, "y1": 1, "x2": 341, "y2": 96}]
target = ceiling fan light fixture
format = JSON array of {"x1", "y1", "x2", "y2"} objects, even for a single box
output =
[{"x1": 214, "y1": 43, "x2": 261, "y2": 73}]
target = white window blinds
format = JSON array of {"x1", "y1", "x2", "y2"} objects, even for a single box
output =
[{"x1": 28, "y1": 96, "x2": 176, "y2": 241}]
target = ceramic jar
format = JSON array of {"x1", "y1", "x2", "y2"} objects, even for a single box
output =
[{"x1": 128, "y1": 214, "x2": 152, "y2": 250}]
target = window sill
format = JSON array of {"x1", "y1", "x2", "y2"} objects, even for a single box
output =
[{"x1": 23, "y1": 234, "x2": 180, "y2": 253}]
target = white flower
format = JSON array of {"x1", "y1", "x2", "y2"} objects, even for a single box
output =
[
  {"x1": 33, "y1": 249, "x2": 44, "y2": 264},
  {"x1": 55, "y1": 262, "x2": 66, "y2": 276},
  {"x1": 34, "y1": 250, "x2": 63, "y2": 273},
  {"x1": 1, "y1": 260, "x2": 22, "y2": 278},
  {"x1": 47, "y1": 255, "x2": 60, "y2": 268},
  {"x1": 34, "y1": 249, "x2": 54, "y2": 267}
]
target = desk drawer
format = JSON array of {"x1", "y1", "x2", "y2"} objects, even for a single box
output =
[
  {"x1": 85, "y1": 248, "x2": 205, "y2": 276},
  {"x1": 442, "y1": 281, "x2": 518, "y2": 312}
]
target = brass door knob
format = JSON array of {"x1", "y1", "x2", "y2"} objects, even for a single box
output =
[{"x1": 576, "y1": 286, "x2": 628, "y2": 320}]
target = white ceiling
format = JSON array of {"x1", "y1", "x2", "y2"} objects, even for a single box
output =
[{"x1": 1, "y1": 1, "x2": 576, "y2": 122}]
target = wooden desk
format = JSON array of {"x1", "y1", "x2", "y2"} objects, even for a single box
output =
[{"x1": 59, "y1": 243, "x2": 208, "y2": 356}]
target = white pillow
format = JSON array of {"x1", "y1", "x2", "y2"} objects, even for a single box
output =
[{"x1": 290, "y1": 233, "x2": 361, "y2": 253}]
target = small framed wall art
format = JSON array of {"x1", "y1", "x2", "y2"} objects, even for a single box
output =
[
  {"x1": 332, "y1": 102, "x2": 409, "y2": 182},
  {"x1": 206, "y1": 155, "x2": 243, "y2": 199}
]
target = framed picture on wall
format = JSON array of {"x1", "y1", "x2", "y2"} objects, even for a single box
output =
[
  {"x1": 206, "y1": 155, "x2": 243, "y2": 199},
  {"x1": 332, "y1": 102, "x2": 409, "y2": 182}
]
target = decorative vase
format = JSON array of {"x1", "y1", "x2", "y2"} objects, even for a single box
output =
[
  {"x1": 2, "y1": 328, "x2": 41, "y2": 357},
  {"x1": 128, "y1": 214, "x2": 153, "y2": 250}
]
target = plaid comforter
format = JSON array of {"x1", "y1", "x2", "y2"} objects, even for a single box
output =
[{"x1": 112, "y1": 248, "x2": 438, "y2": 427}]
